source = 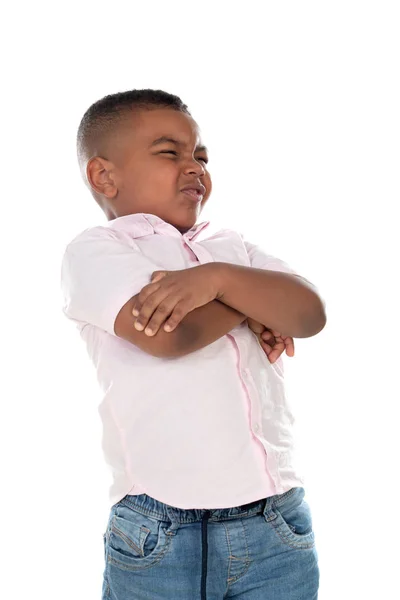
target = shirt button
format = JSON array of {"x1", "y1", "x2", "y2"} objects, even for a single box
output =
[{"x1": 254, "y1": 424, "x2": 260, "y2": 432}]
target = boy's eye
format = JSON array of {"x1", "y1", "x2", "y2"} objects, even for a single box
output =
[{"x1": 159, "y1": 150, "x2": 208, "y2": 164}]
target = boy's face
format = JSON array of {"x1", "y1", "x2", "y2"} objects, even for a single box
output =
[{"x1": 89, "y1": 108, "x2": 212, "y2": 234}]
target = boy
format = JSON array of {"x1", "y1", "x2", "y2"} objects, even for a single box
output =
[{"x1": 61, "y1": 89, "x2": 326, "y2": 599}]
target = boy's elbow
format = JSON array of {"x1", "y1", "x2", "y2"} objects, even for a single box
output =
[
  {"x1": 147, "y1": 322, "x2": 198, "y2": 359},
  {"x1": 149, "y1": 327, "x2": 187, "y2": 358},
  {"x1": 297, "y1": 299, "x2": 327, "y2": 338},
  {"x1": 169, "y1": 321, "x2": 201, "y2": 357}
]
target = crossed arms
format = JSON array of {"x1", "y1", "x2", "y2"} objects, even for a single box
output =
[{"x1": 114, "y1": 262, "x2": 326, "y2": 359}]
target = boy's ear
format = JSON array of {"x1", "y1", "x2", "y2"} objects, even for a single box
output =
[{"x1": 86, "y1": 156, "x2": 118, "y2": 199}]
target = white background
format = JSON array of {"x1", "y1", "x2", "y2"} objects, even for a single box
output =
[{"x1": 2, "y1": 1, "x2": 399, "y2": 598}]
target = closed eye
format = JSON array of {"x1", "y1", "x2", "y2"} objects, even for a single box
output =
[{"x1": 159, "y1": 150, "x2": 208, "y2": 164}]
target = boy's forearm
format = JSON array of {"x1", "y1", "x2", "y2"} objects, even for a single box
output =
[
  {"x1": 173, "y1": 299, "x2": 247, "y2": 357},
  {"x1": 212, "y1": 262, "x2": 326, "y2": 338}
]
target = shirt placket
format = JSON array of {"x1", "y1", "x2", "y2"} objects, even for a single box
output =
[{"x1": 182, "y1": 235, "x2": 279, "y2": 490}]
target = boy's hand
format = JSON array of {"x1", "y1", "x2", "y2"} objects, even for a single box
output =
[
  {"x1": 247, "y1": 317, "x2": 295, "y2": 364},
  {"x1": 131, "y1": 266, "x2": 220, "y2": 336}
]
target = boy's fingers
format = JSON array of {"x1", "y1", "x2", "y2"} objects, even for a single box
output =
[
  {"x1": 261, "y1": 330, "x2": 275, "y2": 341},
  {"x1": 141, "y1": 296, "x2": 188, "y2": 336},
  {"x1": 133, "y1": 289, "x2": 170, "y2": 332},
  {"x1": 132, "y1": 278, "x2": 165, "y2": 316},
  {"x1": 284, "y1": 337, "x2": 295, "y2": 356},
  {"x1": 151, "y1": 271, "x2": 169, "y2": 282},
  {"x1": 138, "y1": 281, "x2": 163, "y2": 304},
  {"x1": 162, "y1": 301, "x2": 190, "y2": 332},
  {"x1": 143, "y1": 304, "x2": 176, "y2": 335},
  {"x1": 260, "y1": 338, "x2": 286, "y2": 362},
  {"x1": 260, "y1": 341, "x2": 279, "y2": 363},
  {"x1": 247, "y1": 317, "x2": 265, "y2": 334},
  {"x1": 261, "y1": 331, "x2": 295, "y2": 357}
]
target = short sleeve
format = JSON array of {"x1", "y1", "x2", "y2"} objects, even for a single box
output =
[
  {"x1": 241, "y1": 238, "x2": 299, "y2": 276},
  {"x1": 60, "y1": 227, "x2": 165, "y2": 336}
]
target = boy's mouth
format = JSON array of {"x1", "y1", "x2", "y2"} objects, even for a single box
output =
[
  {"x1": 181, "y1": 189, "x2": 204, "y2": 202},
  {"x1": 180, "y1": 182, "x2": 206, "y2": 200}
]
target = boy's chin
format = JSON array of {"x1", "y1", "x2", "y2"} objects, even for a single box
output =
[
  {"x1": 168, "y1": 210, "x2": 199, "y2": 233},
  {"x1": 171, "y1": 222, "x2": 193, "y2": 234}
]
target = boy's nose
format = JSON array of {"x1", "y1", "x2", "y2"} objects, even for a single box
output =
[{"x1": 184, "y1": 158, "x2": 206, "y2": 173}]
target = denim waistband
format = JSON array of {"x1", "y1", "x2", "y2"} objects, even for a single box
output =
[
  {"x1": 119, "y1": 488, "x2": 297, "y2": 523},
  {"x1": 118, "y1": 489, "x2": 299, "y2": 600}
]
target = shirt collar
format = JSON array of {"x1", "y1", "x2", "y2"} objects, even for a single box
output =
[{"x1": 108, "y1": 213, "x2": 211, "y2": 242}]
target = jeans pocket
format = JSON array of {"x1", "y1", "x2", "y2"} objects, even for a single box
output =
[
  {"x1": 269, "y1": 487, "x2": 316, "y2": 549},
  {"x1": 107, "y1": 502, "x2": 173, "y2": 571}
]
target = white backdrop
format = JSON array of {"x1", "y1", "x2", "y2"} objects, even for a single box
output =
[{"x1": 2, "y1": 1, "x2": 399, "y2": 599}]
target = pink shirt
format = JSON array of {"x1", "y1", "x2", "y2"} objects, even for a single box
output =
[{"x1": 60, "y1": 213, "x2": 306, "y2": 509}]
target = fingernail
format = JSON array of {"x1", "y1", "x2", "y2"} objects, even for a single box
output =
[
  {"x1": 135, "y1": 322, "x2": 144, "y2": 330},
  {"x1": 145, "y1": 328, "x2": 153, "y2": 336},
  {"x1": 132, "y1": 309, "x2": 139, "y2": 316}
]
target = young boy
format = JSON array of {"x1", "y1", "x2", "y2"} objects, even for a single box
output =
[{"x1": 61, "y1": 89, "x2": 326, "y2": 599}]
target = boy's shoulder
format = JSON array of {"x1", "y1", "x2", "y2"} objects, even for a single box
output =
[{"x1": 63, "y1": 223, "x2": 120, "y2": 251}]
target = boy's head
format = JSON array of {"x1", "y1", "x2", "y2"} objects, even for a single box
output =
[{"x1": 77, "y1": 89, "x2": 212, "y2": 234}]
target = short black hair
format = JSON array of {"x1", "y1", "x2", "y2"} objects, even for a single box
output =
[{"x1": 76, "y1": 88, "x2": 191, "y2": 187}]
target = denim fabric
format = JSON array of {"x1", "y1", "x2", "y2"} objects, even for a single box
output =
[{"x1": 102, "y1": 487, "x2": 319, "y2": 599}]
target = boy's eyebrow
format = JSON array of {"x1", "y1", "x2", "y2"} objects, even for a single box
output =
[{"x1": 149, "y1": 136, "x2": 208, "y2": 153}]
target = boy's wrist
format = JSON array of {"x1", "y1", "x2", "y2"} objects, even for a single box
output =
[
  {"x1": 200, "y1": 262, "x2": 247, "y2": 324},
  {"x1": 207, "y1": 261, "x2": 230, "y2": 301}
]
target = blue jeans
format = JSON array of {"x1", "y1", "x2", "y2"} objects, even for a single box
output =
[{"x1": 102, "y1": 487, "x2": 320, "y2": 599}]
